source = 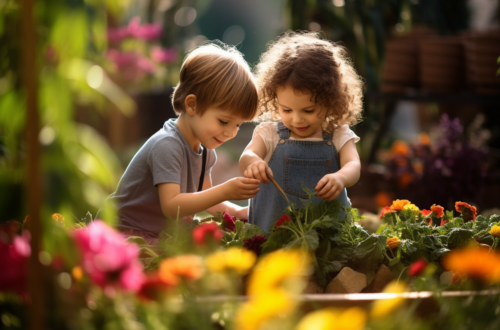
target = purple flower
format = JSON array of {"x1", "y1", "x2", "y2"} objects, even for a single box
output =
[
  {"x1": 151, "y1": 46, "x2": 178, "y2": 63},
  {"x1": 243, "y1": 235, "x2": 267, "y2": 256},
  {"x1": 0, "y1": 231, "x2": 31, "y2": 298},
  {"x1": 73, "y1": 221, "x2": 144, "y2": 292}
]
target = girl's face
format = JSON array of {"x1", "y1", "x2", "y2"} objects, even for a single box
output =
[{"x1": 276, "y1": 85, "x2": 324, "y2": 139}]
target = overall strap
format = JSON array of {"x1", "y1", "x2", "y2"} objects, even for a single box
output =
[
  {"x1": 198, "y1": 146, "x2": 207, "y2": 192},
  {"x1": 323, "y1": 132, "x2": 333, "y2": 141},
  {"x1": 277, "y1": 122, "x2": 290, "y2": 139}
]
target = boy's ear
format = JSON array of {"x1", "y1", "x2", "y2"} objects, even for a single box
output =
[{"x1": 184, "y1": 94, "x2": 197, "y2": 116}]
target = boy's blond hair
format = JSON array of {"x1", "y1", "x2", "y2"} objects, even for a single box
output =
[
  {"x1": 255, "y1": 31, "x2": 364, "y2": 132},
  {"x1": 172, "y1": 43, "x2": 258, "y2": 120}
]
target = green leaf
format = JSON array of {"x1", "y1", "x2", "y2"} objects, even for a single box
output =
[
  {"x1": 376, "y1": 223, "x2": 387, "y2": 234},
  {"x1": 125, "y1": 236, "x2": 148, "y2": 245},
  {"x1": 447, "y1": 228, "x2": 474, "y2": 249},
  {"x1": 351, "y1": 235, "x2": 386, "y2": 273},
  {"x1": 261, "y1": 230, "x2": 294, "y2": 254}
]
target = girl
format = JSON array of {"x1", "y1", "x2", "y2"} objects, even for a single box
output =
[{"x1": 239, "y1": 32, "x2": 363, "y2": 231}]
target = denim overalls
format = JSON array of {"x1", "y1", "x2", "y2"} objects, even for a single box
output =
[{"x1": 249, "y1": 122, "x2": 351, "y2": 231}]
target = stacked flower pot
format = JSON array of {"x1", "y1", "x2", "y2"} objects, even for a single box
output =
[
  {"x1": 464, "y1": 30, "x2": 500, "y2": 95},
  {"x1": 381, "y1": 28, "x2": 500, "y2": 95}
]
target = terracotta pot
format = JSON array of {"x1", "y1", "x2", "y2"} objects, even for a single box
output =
[
  {"x1": 381, "y1": 28, "x2": 436, "y2": 93},
  {"x1": 419, "y1": 37, "x2": 465, "y2": 93},
  {"x1": 463, "y1": 30, "x2": 500, "y2": 94}
]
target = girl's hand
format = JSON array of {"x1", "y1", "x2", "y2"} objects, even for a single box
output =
[
  {"x1": 223, "y1": 177, "x2": 261, "y2": 200},
  {"x1": 243, "y1": 160, "x2": 273, "y2": 184},
  {"x1": 315, "y1": 173, "x2": 345, "y2": 201}
]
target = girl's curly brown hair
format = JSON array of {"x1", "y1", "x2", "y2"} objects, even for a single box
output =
[{"x1": 255, "y1": 31, "x2": 363, "y2": 132}]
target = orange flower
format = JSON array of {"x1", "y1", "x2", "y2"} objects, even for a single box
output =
[
  {"x1": 379, "y1": 206, "x2": 395, "y2": 219},
  {"x1": 375, "y1": 192, "x2": 392, "y2": 209},
  {"x1": 390, "y1": 199, "x2": 411, "y2": 211},
  {"x1": 442, "y1": 247, "x2": 500, "y2": 283},
  {"x1": 386, "y1": 237, "x2": 400, "y2": 250},
  {"x1": 451, "y1": 272, "x2": 464, "y2": 284},
  {"x1": 430, "y1": 204, "x2": 444, "y2": 218},
  {"x1": 52, "y1": 213, "x2": 65, "y2": 224},
  {"x1": 418, "y1": 133, "x2": 430, "y2": 146},
  {"x1": 455, "y1": 202, "x2": 477, "y2": 222},
  {"x1": 391, "y1": 140, "x2": 409, "y2": 156},
  {"x1": 158, "y1": 255, "x2": 204, "y2": 285},
  {"x1": 421, "y1": 210, "x2": 431, "y2": 217},
  {"x1": 398, "y1": 173, "x2": 413, "y2": 189}
]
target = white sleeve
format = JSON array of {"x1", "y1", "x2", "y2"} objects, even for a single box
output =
[
  {"x1": 332, "y1": 125, "x2": 360, "y2": 152},
  {"x1": 253, "y1": 122, "x2": 279, "y2": 163}
]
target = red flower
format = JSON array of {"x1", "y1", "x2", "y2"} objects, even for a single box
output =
[
  {"x1": 380, "y1": 206, "x2": 395, "y2": 219},
  {"x1": 275, "y1": 214, "x2": 291, "y2": 227},
  {"x1": 455, "y1": 202, "x2": 477, "y2": 222},
  {"x1": 138, "y1": 273, "x2": 172, "y2": 301},
  {"x1": 408, "y1": 258, "x2": 428, "y2": 277},
  {"x1": 243, "y1": 235, "x2": 267, "y2": 256},
  {"x1": 222, "y1": 210, "x2": 236, "y2": 232},
  {"x1": 0, "y1": 231, "x2": 31, "y2": 299},
  {"x1": 421, "y1": 210, "x2": 432, "y2": 217},
  {"x1": 430, "y1": 204, "x2": 444, "y2": 218},
  {"x1": 192, "y1": 223, "x2": 223, "y2": 246}
]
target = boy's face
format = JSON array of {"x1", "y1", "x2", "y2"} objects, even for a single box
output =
[
  {"x1": 276, "y1": 85, "x2": 325, "y2": 139},
  {"x1": 191, "y1": 108, "x2": 246, "y2": 149}
]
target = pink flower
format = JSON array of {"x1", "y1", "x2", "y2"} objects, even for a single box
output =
[
  {"x1": 106, "y1": 49, "x2": 137, "y2": 69},
  {"x1": 192, "y1": 222, "x2": 223, "y2": 245},
  {"x1": 275, "y1": 214, "x2": 291, "y2": 228},
  {"x1": 107, "y1": 26, "x2": 129, "y2": 44},
  {"x1": 0, "y1": 231, "x2": 31, "y2": 298},
  {"x1": 72, "y1": 221, "x2": 144, "y2": 292},
  {"x1": 127, "y1": 16, "x2": 162, "y2": 41},
  {"x1": 222, "y1": 210, "x2": 236, "y2": 232},
  {"x1": 243, "y1": 235, "x2": 267, "y2": 256},
  {"x1": 151, "y1": 46, "x2": 178, "y2": 63},
  {"x1": 408, "y1": 258, "x2": 428, "y2": 277}
]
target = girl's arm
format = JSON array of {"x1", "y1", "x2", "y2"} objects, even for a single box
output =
[
  {"x1": 239, "y1": 133, "x2": 272, "y2": 184},
  {"x1": 158, "y1": 176, "x2": 260, "y2": 219},
  {"x1": 315, "y1": 139, "x2": 361, "y2": 200}
]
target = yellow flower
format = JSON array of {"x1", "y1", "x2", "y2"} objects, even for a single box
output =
[
  {"x1": 370, "y1": 281, "x2": 408, "y2": 318},
  {"x1": 386, "y1": 237, "x2": 400, "y2": 250},
  {"x1": 205, "y1": 247, "x2": 256, "y2": 275},
  {"x1": 247, "y1": 249, "x2": 310, "y2": 296},
  {"x1": 296, "y1": 307, "x2": 367, "y2": 330},
  {"x1": 52, "y1": 213, "x2": 65, "y2": 223},
  {"x1": 236, "y1": 289, "x2": 296, "y2": 330},
  {"x1": 72, "y1": 266, "x2": 83, "y2": 281},
  {"x1": 403, "y1": 203, "x2": 420, "y2": 215},
  {"x1": 489, "y1": 225, "x2": 500, "y2": 238},
  {"x1": 390, "y1": 199, "x2": 411, "y2": 211}
]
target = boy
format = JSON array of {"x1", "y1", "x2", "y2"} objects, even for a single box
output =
[{"x1": 108, "y1": 44, "x2": 260, "y2": 244}]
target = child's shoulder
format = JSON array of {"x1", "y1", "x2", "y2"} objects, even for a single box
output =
[{"x1": 254, "y1": 121, "x2": 278, "y2": 134}]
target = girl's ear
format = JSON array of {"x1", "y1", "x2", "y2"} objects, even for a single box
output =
[{"x1": 184, "y1": 94, "x2": 197, "y2": 116}]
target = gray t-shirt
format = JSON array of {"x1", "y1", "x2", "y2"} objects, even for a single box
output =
[{"x1": 109, "y1": 119, "x2": 216, "y2": 237}]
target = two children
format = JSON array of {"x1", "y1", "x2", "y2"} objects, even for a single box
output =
[{"x1": 110, "y1": 31, "x2": 364, "y2": 242}]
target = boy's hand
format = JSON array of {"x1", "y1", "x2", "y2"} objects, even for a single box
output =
[
  {"x1": 243, "y1": 160, "x2": 273, "y2": 184},
  {"x1": 315, "y1": 173, "x2": 345, "y2": 201},
  {"x1": 233, "y1": 207, "x2": 249, "y2": 221},
  {"x1": 224, "y1": 177, "x2": 261, "y2": 200}
]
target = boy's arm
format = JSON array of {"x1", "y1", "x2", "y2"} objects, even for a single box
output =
[
  {"x1": 239, "y1": 133, "x2": 272, "y2": 183},
  {"x1": 203, "y1": 175, "x2": 249, "y2": 220},
  {"x1": 315, "y1": 139, "x2": 361, "y2": 200},
  {"x1": 158, "y1": 176, "x2": 260, "y2": 219}
]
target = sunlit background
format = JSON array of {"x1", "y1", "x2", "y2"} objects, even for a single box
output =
[{"x1": 1, "y1": 0, "x2": 500, "y2": 222}]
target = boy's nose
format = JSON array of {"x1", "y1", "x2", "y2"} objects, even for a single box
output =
[{"x1": 224, "y1": 126, "x2": 238, "y2": 138}]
